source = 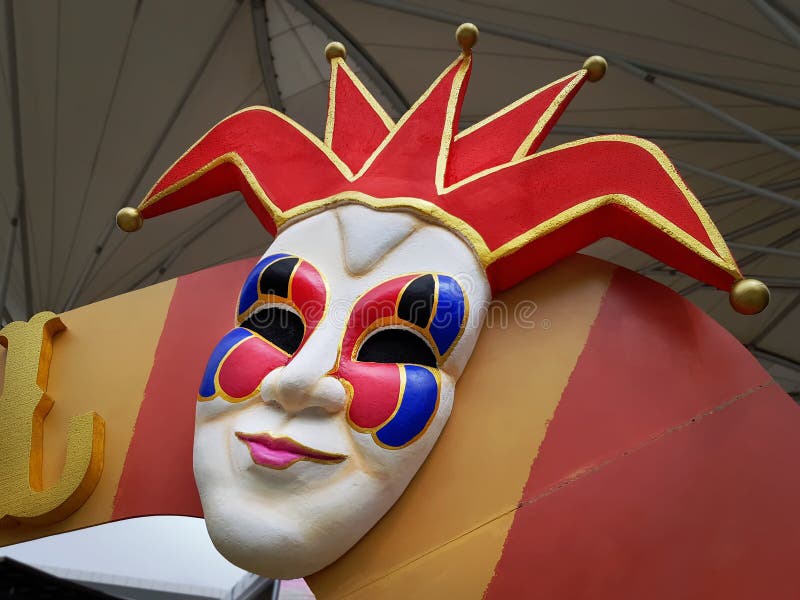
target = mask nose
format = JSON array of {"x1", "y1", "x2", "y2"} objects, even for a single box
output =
[{"x1": 261, "y1": 325, "x2": 346, "y2": 415}]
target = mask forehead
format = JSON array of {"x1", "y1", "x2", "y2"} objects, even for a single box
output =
[{"x1": 337, "y1": 205, "x2": 419, "y2": 275}]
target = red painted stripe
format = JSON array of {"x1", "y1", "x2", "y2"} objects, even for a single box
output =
[
  {"x1": 485, "y1": 267, "x2": 799, "y2": 598},
  {"x1": 523, "y1": 268, "x2": 768, "y2": 501},
  {"x1": 113, "y1": 258, "x2": 257, "y2": 520},
  {"x1": 485, "y1": 384, "x2": 800, "y2": 599}
]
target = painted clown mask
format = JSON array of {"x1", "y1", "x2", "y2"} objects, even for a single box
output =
[
  {"x1": 194, "y1": 205, "x2": 489, "y2": 577},
  {"x1": 117, "y1": 25, "x2": 768, "y2": 579}
]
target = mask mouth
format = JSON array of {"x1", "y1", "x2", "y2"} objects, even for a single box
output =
[{"x1": 235, "y1": 431, "x2": 347, "y2": 470}]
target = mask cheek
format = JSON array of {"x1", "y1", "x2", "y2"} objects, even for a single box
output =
[
  {"x1": 199, "y1": 329, "x2": 289, "y2": 404},
  {"x1": 343, "y1": 362, "x2": 402, "y2": 431},
  {"x1": 343, "y1": 362, "x2": 441, "y2": 450}
]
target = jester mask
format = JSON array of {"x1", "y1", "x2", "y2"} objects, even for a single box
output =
[{"x1": 117, "y1": 26, "x2": 767, "y2": 578}]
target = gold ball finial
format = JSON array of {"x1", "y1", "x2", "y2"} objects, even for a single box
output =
[
  {"x1": 729, "y1": 278, "x2": 770, "y2": 315},
  {"x1": 325, "y1": 41, "x2": 347, "y2": 62},
  {"x1": 116, "y1": 207, "x2": 143, "y2": 233},
  {"x1": 583, "y1": 55, "x2": 607, "y2": 82},
  {"x1": 456, "y1": 23, "x2": 479, "y2": 52}
]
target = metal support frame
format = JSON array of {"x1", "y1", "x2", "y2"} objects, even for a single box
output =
[
  {"x1": 636, "y1": 190, "x2": 799, "y2": 275},
  {"x1": 745, "y1": 276, "x2": 800, "y2": 290},
  {"x1": 287, "y1": 0, "x2": 410, "y2": 115},
  {"x1": 704, "y1": 177, "x2": 800, "y2": 207},
  {"x1": 61, "y1": 0, "x2": 245, "y2": 311},
  {"x1": 356, "y1": 1, "x2": 800, "y2": 160},
  {"x1": 0, "y1": 214, "x2": 18, "y2": 313},
  {"x1": 556, "y1": 125, "x2": 800, "y2": 212},
  {"x1": 770, "y1": 0, "x2": 800, "y2": 24},
  {"x1": 52, "y1": 0, "x2": 142, "y2": 308},
  {"x1": 487, "y1": 12, "x2": 799, "y2": 159},
  {"x1": 751, "y1": 0, "x2": 800, "y2": 46},
  {"x1": 123, "y1": 198, "x2": 244, "y2": 293},
  {"x1": 82, "y1": 78, "x2": 266, "y2": 305},
  {"x1": 749, "y1": 346, "x2": 800, "y2": 375},
  {"x1": 355, "y1": 0, "x2": 800, "y2": 109},
  {"x1": 678, "y1": 227, "x2": 800, "y2": 295},
  {"x1": 117, "y1": 0, "x2": 416, "y2": 299},
  {"x1": 270, "y1": 579, "x2": 281, "y2": 600},
  {"x1": 726, "y1": 242, "x2": 800, "y2": 259},
  {"x1": 649, "y1": 269, "x2": 800, "y2": 290},
  {"x1": 5, "y1": 0, "x2": 33, "y2": 317},
  {"x1": 251, "y1": 0, "x2": 285, "y2": 111},
  {"x1": 672, "y1": 160, "x2": 800, "y2": 210},
  {"x1": 640, "y1": 206, "x2": 799, "y2": 284},
  {"x1": 549, "y1": 125, "x2": 800, "y2": 146},
  {"x1": 752, "y1": 294, "x2": 800, "y2": 346},
  {"x1": 227, "y1": 575, "x2": 280, "y2": 600},
  {"x1": 719, "y1": 206, "x2": 796, "y2": 241},
  {"x1": 726, "y1": 227, "x2": 800, "y2": 272},
  {"x1": 630, "y1": 71, "x2": 800, "y2": 162},
  {"x1": 749, "y1": 346, "x2": 800, "y2": 403}
]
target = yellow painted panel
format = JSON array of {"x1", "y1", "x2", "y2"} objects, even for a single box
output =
[
  {"x1": 0, "y1": 279, "x2": 176, "y2": 545},
  {"x1": 342, "y1": 513, "x2": 517, "y2": 600}
]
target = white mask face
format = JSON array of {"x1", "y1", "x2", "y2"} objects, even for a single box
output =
[{"x1": 193, "y1": 205, "x2": 490, "y2": 578}]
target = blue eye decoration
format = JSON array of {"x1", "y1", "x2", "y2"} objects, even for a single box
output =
[
  {"x1": 347, "y1": 273, "x2": 468, "y2": 449},
  {"x1": 375, "y1": 364, "x2": 440, "y2": 448},
  {"x1": 428, "y1": 275, "x2": 466, "y2": 355},
  {"x1": 237, "y1": 253, "x2": 291, "y2": 317}
]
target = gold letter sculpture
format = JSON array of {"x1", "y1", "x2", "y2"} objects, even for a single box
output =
[{"x1": 0, "y1": 312, "x2": 104, "y2": 526}]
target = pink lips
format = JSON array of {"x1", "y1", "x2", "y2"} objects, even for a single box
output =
[{"x1": 235, "y1": 432, "x2": 347, "y2": 470}]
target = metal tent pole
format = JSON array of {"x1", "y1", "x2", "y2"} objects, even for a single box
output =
[
  {"x1": 704, "y1": 177, "x2": 800, "y2": 207},
  {"x1": 726, "y1": 243, "x2": 800, "y2": 260},
  {"x1": 749, "y1": 347, "x2": 800, "y2": 374},
  {"x1": 559, "y1": 125, "x2": 800, "y2": 211},
  {"x1": 123, "y1": 199, "x2": 244, "y2": 293},
  {"x1": 119, "y1": 0, "x2": 415, "y2": 299},
  {"x1": 549, "y1": 125, "x2": 800, "y2": 146},
  {"x1": 625, "y1": 70, "x2": 800, "y2": 162},
  {"x1": 251, "y1": 0, "x2": 285, "y2": 112},
  {"x1": 751, "y1": 294, "x2": 800, "y2": 347},
  {"x1": 0, "y1": 214, "x2": 18, "y2": 315},
  {"x1": 678, "y1": 228, "x2": 800, "y2": 296},
  {"x1": 5, "y1": 0, "x2": 34, "y2": 316},
  {"x1": 61, "y1": 0, "x2": 245, "y2": 311},
  {"x1": 751, "y1": 0, "x2": 800, "y2": 47},
  {"x1": 288, "y1": 0, "x2": 410, "y2": 115},
  {"x1": 355, "y1": 0, "x2": 800, "y2": 109},
  {"x1": 673, "y1": 160, "x2": 800, "y2": 210},
  {"x1": 451, "y1": 24, "x2": 800, "y2": 164}
]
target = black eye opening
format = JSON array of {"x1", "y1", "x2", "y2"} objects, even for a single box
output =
[
  {"x1": 241, "y1": 305, "x2": 304, "y2": 354},
  {"x1": 356, "y1": 327, "x2": 438, "y2": 368}
]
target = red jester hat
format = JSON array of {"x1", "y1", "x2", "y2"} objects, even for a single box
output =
[{"x1": 117, "y1": 27, "x2": 769, "y2": 315}]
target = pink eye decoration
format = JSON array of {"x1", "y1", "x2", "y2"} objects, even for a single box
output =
[
  {"x1": 198, "y1": 255, "x2": 327, "y2": 403},
  {"x1": 335, "y1": 274, "x2": 467, "y2": 448}
]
